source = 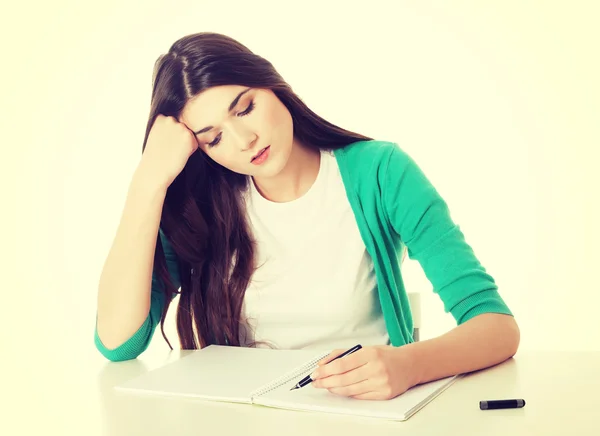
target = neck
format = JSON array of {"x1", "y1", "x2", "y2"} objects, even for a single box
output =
[{"x1": 252, "y1": 139, "x2": 321, "y2": 203}]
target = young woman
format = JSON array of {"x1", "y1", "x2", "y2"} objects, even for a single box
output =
[{"x1": 95, "y1": 32, "x2": 519, "y2": 400}]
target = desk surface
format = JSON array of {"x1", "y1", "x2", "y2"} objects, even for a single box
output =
[{"x1": 11, "y1": 350, "x2": 600, "y2": 436}]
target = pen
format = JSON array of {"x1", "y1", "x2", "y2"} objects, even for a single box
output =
[
  {"x1": 290, "y1": 344, "x2": 363, "y2": 391},
  {"x1": 479, "y1": 399, "x2": 526, "y2": 410}
]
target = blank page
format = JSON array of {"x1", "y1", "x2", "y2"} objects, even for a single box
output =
[
  {"x1": 255, "y1": 374, "x2": 459, "y2": 420},
  {"x1": 116, "y1": 345, "x2": 328, "y2": 404}
]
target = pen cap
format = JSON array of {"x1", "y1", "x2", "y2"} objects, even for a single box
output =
[{"x1": 479, "y1": 399, "x2": 526, "y2": 410}]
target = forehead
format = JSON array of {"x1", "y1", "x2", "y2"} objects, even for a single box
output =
[{"x1": 180, "y1": 85, "x2": 249, "y2": 128}]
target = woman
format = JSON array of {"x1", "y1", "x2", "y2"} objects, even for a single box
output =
[{"x1": 95, "y1": 32, "x2": 519, "y2": 400}]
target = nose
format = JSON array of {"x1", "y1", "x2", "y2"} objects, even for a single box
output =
[
  {"x1": 242, "y1": 134, "x2": 258, "y2": 151},
  {"x1": 229, "y1": 122, "x2": 258, "y2": 151}
]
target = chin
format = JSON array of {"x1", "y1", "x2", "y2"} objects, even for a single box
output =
[
  {"x1": 252, "y1": 145, "x2": 289, "y2": 178},
  {"x1": 253, "y1": 160, "x2": 285, "y2": 179}
]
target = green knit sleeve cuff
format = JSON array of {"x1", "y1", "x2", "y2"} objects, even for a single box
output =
[
  {"x1": 450, "y1": 288, "x2": 513, "y2": 324},
  {"x1": 94, "y1": 313, "x2": 155, "y2": 362},
  {"x1": 94, "y1": 287, "x2": 167, "y2": 361}
]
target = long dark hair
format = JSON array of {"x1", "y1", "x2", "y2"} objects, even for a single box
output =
[{"x1": 143, "y1": 32, "x2": 371, "y2": 349}]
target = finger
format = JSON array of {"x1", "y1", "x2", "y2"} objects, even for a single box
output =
[
  {"x1": 326, "y1": 380, "x2": 374, "y2": 398},
  {"x1": 313, "y1": 350, "x2": 369, "y2": 380},
  {"x1": 313, "y1": 363, "x2": 369, "y2": 389},
  {"x1": 317, "y1": 349, "x2": 345, "y2": 366}
]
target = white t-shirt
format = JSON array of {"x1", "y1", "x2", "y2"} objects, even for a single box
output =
[{"x1": 240, "y1": 150, "x2": 390, "y2": 350}]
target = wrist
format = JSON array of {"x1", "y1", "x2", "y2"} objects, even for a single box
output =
[
  {"x1": 398, "y1": 342, "x2": 426, "y2": 387},
  {"x1": 133, "y1": 163, "x2": 170, "y2": 195}
]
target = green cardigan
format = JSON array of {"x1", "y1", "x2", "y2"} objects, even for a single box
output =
[{"x1": 95, "y1": 140, "x2": 512, "y2": 361}]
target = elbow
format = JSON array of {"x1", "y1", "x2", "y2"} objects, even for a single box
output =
[
  {"x1": 505, "y1": 316, "x2": 521, "y2": 358},
  {"x1": 473, "y1": 312, "x2": 521, "y2": 360},
  {"x1": 96, "y1": 347, "x2": 141, "y2": 363},
  {"x1": 490, "y1": 313, "x2": 520, "y2": 360},
  {"x1": 94, "y1": 330, "x2": 143, "y2": 362}
]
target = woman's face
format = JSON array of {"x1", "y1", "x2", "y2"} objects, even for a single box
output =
[{"x1": 180, "y1": 85, "x2": 294, "y2": 178}]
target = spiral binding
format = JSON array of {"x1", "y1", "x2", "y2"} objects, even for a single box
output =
[{"x1": 249, "y1": 351, "x2": 330, "y2": 399}]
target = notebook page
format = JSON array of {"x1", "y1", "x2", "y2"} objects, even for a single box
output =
[
  {"x1": 250, "y1": 350, "x2": 329, "y2": 398},
  {"x1": 116, "y1": 345, "x2": 328, "y2": 404},
  {"x1": 255, "y1": 374, "x2": 459, "y2": 421}
]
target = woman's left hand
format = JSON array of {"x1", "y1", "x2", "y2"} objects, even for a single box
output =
[{"x1": 310, "y1": 345, "x2": 419, "y2": 400}]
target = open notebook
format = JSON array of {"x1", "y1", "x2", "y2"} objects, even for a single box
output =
[{"x1": 116, "y1": 345, "x2": 460, "y2": 421}]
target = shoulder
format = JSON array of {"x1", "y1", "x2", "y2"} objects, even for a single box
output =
[
  {"x1": 334, "y1": 139, "x2": 413, "y2": 179},
  {"x1": 336, "y1": 139, "x2": 397, "y2": 158}
]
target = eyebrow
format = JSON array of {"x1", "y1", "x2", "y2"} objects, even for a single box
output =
[{"x1": 193, "y1": 88, "x2": 252, "y2": 135}]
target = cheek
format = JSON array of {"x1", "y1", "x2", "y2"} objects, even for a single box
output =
[
  {"x1": 201, "y1": 147, "x2": 239, "y2": 172},
  {"x1": 261, "y1": 100, "x2": 293, "y2": 139}
]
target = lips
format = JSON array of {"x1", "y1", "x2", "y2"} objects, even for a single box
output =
[{"x1": 251, "y1": 146, "x2": 269, "y2": 162}]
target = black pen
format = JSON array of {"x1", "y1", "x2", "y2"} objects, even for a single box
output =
[{"x1": 290, "y1": 344, "x2": 363, "y2": 391}]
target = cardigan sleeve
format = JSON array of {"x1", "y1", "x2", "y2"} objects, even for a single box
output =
[
  {"x1": 94, "y1": 228, "x2": 181, "y2": 361},
  {"x1": 382, "y1": 144, "x2": 512, "y2": 324}
]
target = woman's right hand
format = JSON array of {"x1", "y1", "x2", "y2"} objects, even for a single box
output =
[{"x1": 138, "y1": 115, "x2": 199, "y2": 189}]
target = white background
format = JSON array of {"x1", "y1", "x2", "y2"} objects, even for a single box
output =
[{"x1": 2, "y1": 0, "x2": 599, "y2": 379}]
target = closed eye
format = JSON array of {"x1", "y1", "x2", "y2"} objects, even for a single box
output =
[
  {"x1": 207, "y1": 100, "x2": 255, "y2": 147},
  {"x1": 238, "y1": 100, "x2": 255, "y2": 117},
  {"x1": 208, "y1": 133, "x2": 222, "y2": 147}
]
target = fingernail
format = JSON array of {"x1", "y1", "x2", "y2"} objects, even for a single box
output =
[{"x1": 311, "y1": 370, "x2": 318, "y2": 379}]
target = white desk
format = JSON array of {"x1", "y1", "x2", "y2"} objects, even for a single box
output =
[{"x1": 13, "y1": 350, "x2": 600, "y2": 436}]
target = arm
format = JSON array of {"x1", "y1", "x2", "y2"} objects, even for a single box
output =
[
  {"x1": 311, "y1": 144, "x2": 519, "y2": 399},
  {"x1": 382, "y1": 145, "x2": 519, "y2": 374},
  {"x1": 95, "y1": 165, "x2": 180, "y2": 361},
  {"x1": 312, "y1": 313, "x2": 519, "y2": 399},
  {"x1": 405, "y1": 313, "x2": 519, "y2": 386}
]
